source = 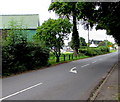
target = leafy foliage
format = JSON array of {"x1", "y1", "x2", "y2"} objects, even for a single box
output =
[
  {"x1": 2, "y1": 43, "x2": 49, "y2": 76},
  {"x1": 80, "y1": 37, "x2": 87, "y2": 47},
  {"x1": 98, "y1": 40, "x2": 113, "y2": 47},
  {"x1": 78, "y1": 2, "x2": 120, "y2": 45},
  {"x1": 96, "y1": 2, "x2": 120, "y2": 45},
  {"x1": 79, "y1": 46, "x2": 110, "y2": 57},
  {"x1": 2, "y1": 20, "x2": 49, "y2": 76},
  {"x1": 49, "y1": 2, "x2": 81, "y2": 54},
  {"x1": 68, "y1": 37, "x2": 87, "y2": 49},
  {"x1": 35, "y1": 18, "x2": 72, "y2": 62}
]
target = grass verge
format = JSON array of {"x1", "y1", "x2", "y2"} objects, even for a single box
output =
[
  {"x1": 110, "y1": 50, "x2": 117, "y2": 53},
  {"x1": 49, "y1": 53, "x2": 89, "y2": 65}
]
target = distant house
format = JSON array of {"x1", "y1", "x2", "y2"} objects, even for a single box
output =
[
  {"x1": 89, "y1": 39, "x2": 102, "y2": 47},
  {"x1": 89, "y1": 39, "x2": 102, "y2": 45},
  {"x1": 89, "y1": 42, "x2": 97, "y2": 47},
  {"x1": 0, "y1": 14, "x2": 40, "y2": 41},
  {"x1": 61, "y1": 45, "x2": 73, "y2": 53}
]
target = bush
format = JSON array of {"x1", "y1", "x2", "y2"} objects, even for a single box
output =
[
  {"x1": 98, "y1": 46, "x2": 110, "y2": 53},
  {"x1": 79, "y1": 46, "x2": 110, "y2": 57},
  {"x1": 2, "y1": 43, "x2": 49, "y2": 76},
  {"x1": 2, "y1": 20, "x2": 49, "y2": 76},
  {"x1": 26, "y1": 43, "x2": 49, "y2": 70}
]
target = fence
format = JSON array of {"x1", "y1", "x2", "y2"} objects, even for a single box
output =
[{"x1": 49, "y1": 53, "x2": 84, "y2": 64}]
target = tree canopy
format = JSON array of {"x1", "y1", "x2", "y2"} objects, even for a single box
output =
[
  {"x1": 98, "y1": 40, "x2": 113, "y2": 47},
  {"x1": 80, "y1": 37, "x2": 87, "y2": 47},
  {"x1": 78, "y1": 2, "x2": 120, "y2": 45},
  {"x1": 96, "y1": 2, "x2": 120, "y2": 45},
  {"x1": 49, "y1": 2, "x2": 120, "y2": 46},
  {"x1": 35, "y1": 18, "x2": 72, "y2": 62},
  {"x1": 68, "y1": 37, "x2": 87, "y2": 49},
  {"x1": 49, "y1": 2, "x2": 81, "y2": 54}
]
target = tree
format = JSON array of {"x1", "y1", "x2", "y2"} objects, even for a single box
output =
[
  {"x1": 77, "y1": 2, "x2": 96, "y2": 47},
  {"x1": 80, "y1": 37, "x2": 87, "y2": 47},
  {"x1": 2, "y1": 20, "x2": 28, "y2": 74},
  {"x1": 68, "y1": 37, "x2": 87, "y2": 49},
  {"x1": 35, "y1": 18, "x2": 72, "y2": 62},
  {"x1": 3, "y1": 20, "x2": 28, "y2": 46},
  {"x1": 95, "y1": 2, "x2": 120, "y2": 45},
  {"x1": 77, "y1": 2, "x2": 120, "y2": 45},
  {"x1": 48, "y1": 2, "x2": 80, "y2": 54},
  {"x1": 2, "y1": 20, "x2": 49, "y2": 76},
  {"x1": 98, "y1": 40, "x2": 113, "y2": 47}
]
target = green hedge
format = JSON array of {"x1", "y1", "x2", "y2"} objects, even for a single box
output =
[
  {"x1": 2, "y1": 42, "x2": 49, "y2": 76},
  {"x1": 79, "y1": 46, "x2": 110, "y2": 57}
]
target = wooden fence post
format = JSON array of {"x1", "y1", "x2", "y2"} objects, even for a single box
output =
[
  {"x1": 69, "y1": 55, "x2": 70, "y2": 60},
  {"x1": 72, "y1": 54, "x2": 73, "y2": 59},
  {"x1": 76, "y1": 55, "x2": 77, "y2": 59},
  {"x1": 64, "y1": 55, "x2": 65, "y2": 61}
]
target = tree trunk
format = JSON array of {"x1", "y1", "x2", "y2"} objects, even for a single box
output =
[
  {"x1": 72, "y1": 3, "x2": 79, "y2": 55},
  {"x1": 54, "y1": 48, "x2": 60, "y2": 63},
  {"x1": 73, "y1": 48, "x2": 78, "y2": 56},
  {"x1": 56, "y1": 55, "x2": 60, "y2": 62}
]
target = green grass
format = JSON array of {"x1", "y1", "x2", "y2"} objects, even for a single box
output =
[
  {"x1": 110, "y1": 50, "x2": 117, "y2": 53},
  {"x1": 48, "y1": 49, "x2": 116, "y2": 65},
  {"x1": 48, "y1": 53, "x2": 89, "y2": 65}
]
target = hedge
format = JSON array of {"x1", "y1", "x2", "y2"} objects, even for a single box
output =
[
  {"x1": 79, "y1": 46, "x2": 110, "y2": 57},
  {"x1": 2, "y1": 42, "x2": 49, "y2": 76}
]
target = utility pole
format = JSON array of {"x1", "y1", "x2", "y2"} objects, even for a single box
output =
[
  {"x1": 105, "y1": 36, "x2": 107, "y2": 47},
  {"x1": 88, "y1": 24, "x2": 90, "y2": 47}
]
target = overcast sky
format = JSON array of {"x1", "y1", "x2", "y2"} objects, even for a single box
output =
[{"x1": 0, "y1": 0, "x2": 115, "y2": 44}]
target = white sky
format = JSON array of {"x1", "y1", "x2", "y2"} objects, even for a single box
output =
[{"x1": 0, "y1": 0, "x2": 115, "y2": 45}]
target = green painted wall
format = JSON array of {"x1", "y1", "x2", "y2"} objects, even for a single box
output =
[{"x1": 27, "y1": 30, "x2": 36, "y2": 42}]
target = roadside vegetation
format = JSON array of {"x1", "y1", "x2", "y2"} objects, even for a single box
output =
[
  {"x1": 2, "y1": 2, "x2": 119, "y2": 77},
  {"x1": 2, "y1": 21, "x2": 49, "y2": 76},
  {"x1": 49, "y1": 53, "x2": 89, "y2": 65},
  {"x1": 2, "y1": 19, "x2": 116, "y2": 77}
]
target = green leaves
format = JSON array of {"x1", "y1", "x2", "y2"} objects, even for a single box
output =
[
  {"x1": 98, "y1": 40, "x2": 113, "y2": 47},
  {"x1": 36, "y1": 18, "x2": 72, "y2": 62},
  {"x1": 3, "y1": 20, "x2": 28, "y2": 46},
  {"x1": 68, "y1": 37, "x2": 87, "y2": 49},
  {"x1": 2, "y1": 43, "x2": 49, "y2": 76},
  {"x1": 36, "y1": 18, "x2": 72, "y2": 48},
  {"x1": 80, "y1": 37, "x2": 87, "y2": 47},
  {"x1": 48, "y1": 2, "x2": 73, "y2": 18},
  {"x1": 85, "y1": 2, "x2": 120, "y2": 45},
  {"x1": 2, "y1": 20, "x2": 50, "y2": 76},
  {"x1": 49, "y1": 2, "x2": 91, "y2": 54}
]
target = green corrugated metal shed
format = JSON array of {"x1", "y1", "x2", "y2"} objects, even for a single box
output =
[{"x1": 0, "y1": 14, "x2": 40, "y2": 41}]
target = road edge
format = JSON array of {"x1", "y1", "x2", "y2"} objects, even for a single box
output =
[
  {"x1": 87, "y1": 63, "x2": 118, "y2": 102},
  {"x1": 1, "y1": 51, "x2": 117, "y2": 79}
]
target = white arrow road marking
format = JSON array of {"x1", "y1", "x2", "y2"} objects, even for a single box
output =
[
  {"x1": 0, "y1": 82, "x2": 43, "y2": 101},
  {"x1": 70, "y1": 67, "x2": 77, "y2": 74},
  {"x1": 81, "y1": 64, "x2": 90, "y2": 68},
  {"x1": 92, "y1": 61, "x2": 97, "y2": 63}
]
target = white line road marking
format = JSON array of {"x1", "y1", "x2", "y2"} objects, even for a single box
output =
[
  {"x1": 81, "y1": 64, "x2": 90, "y2": 68},
  {"x1": 70, "y1": 67, "x2": 77, "y2": 74},
  {"x1": 0, "y1": 82, "x2": 43, "y2": 101},
  {"x1": 92, "y1": 61, "x2": 97, "y2": 63}
]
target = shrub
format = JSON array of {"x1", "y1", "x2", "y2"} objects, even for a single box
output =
[
  {"x1": 2, "y1": 43, "x2": 49, "y2": 76},
  {"x1": 98, "y1": 46, "x2": 110, "y2": 53},
  {"x1": 79, "y1": 46, "x2": 110, "y2": 57},
  {"x1": 2, "y1": 20, "x2": 49, "y2": 76},
  {"x1": 26, "y1": 43, "x2": 49, "y2": 70}
]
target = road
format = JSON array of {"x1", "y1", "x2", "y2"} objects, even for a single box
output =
[{"x1": 1, "y1": 51, "x2": 119, "y2": 100}]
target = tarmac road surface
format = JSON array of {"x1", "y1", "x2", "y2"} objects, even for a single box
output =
[{"x1": 1, "y1": 51, "x2": 119, "y2": 100}]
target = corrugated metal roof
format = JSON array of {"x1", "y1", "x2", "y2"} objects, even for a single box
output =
[{"x1": 0, "y1": 14, "x2": 40, "y2": 29}]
